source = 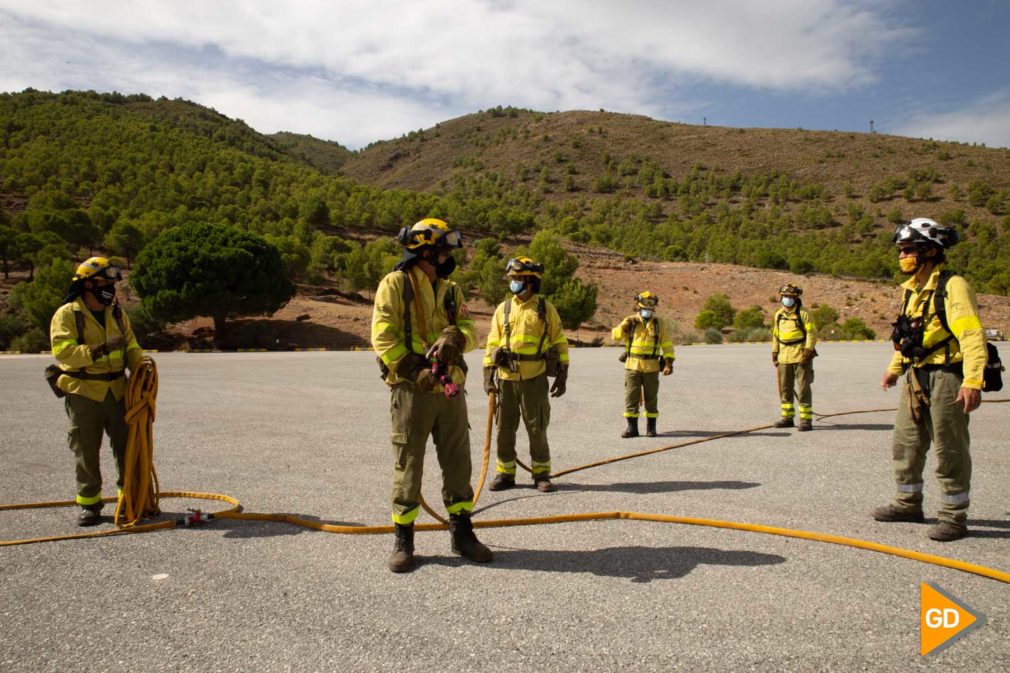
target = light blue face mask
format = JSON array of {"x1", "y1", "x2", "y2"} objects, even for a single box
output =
[
  {"x1": 509, "y1": 279, "x2": 526, "y2": 294},
  {"x1": 781, "y1": 297, "x2": 796, "y2": 308},
  {"x1": 639, "y1": 309, "x2": 654, "y2": 320}
]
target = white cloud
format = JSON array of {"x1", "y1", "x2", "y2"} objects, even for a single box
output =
[
  {"x1": 0, "y1": 0, "x2": 911, "y2": 146},
  {"x1": 892, "y1": 92, "x2": 1010, "y2": 149}
]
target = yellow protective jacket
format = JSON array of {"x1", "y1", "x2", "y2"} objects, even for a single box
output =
[
  {"x1": 50, "y1": 298, "x2": 143, "y2": 402},
  {"x1": 611, "y1": 315, "x2": 674, "y2": 373},
  {"x1": 483, "y1": 294, "x2": 570, "y2": 381},
  {"x1": 371, "y1": 265, "x2": 477, "y2": 390},
  {"x1": 772, "y1": 306, "x2": 817, "y2": 364},
  {"x1": 887, "y1": 265, "x2": 986, "y2": 390}
]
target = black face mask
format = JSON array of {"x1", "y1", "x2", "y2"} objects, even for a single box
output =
[
  {"x1": 95, "y1": 285, "x2": 116, "y2": 306},
  {"x1": 436, "y1": 256, "x2": 457, "y2": 278}
]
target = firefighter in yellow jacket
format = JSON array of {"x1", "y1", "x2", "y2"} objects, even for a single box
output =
[
  {"x1": 371, "y1": 218, "x2": 492, "y2": 572},
  {"x1": 772, "y1": 283, "x2": 817, "y2": 431},
  {"x1": 483, "y1": 256, "x2": 570, "y2": 493},
  {"x1": 49, "y1": 257, "x2": 145, "y2": 526},
  {"x1": 875, "y1": 218, "x2": 987, "y2": 541},
  {"x1": 611, "y1": 292, "x2": 674, "y2": 438}
]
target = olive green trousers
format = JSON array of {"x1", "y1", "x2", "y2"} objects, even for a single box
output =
[
  {"x1": 65, "y1": 391, "x2": 127, "y2": 507},
  {"x1": 389, "y1": 383, "x2": 474, "y2": 525}
]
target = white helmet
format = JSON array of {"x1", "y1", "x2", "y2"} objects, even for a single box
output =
[{"x1": 893, "y1": 217, "x2": 959, "y2": 249}]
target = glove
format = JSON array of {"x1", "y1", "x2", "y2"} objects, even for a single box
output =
[
  {"x1": 801, "y1": 348, "x2": 816, "y2": 364},
  {"x1": 772, "y1": 352, "x2": 779, "y2": 366},
  {"x1": 415, "y1": 368, "x2": 437, "y2": 392},
  {"x1": 662, "y1": 357, "x2": 673, "y2": 376},
  {"x1": 397, "y1": 352, "x2": 428, "y2": 381},
  {"x1": 89, "y1": 335, "x2": 126, "y2": 360},
  {"x1": 427, "y1": 326, "x2": 464, "y2": 364},
  {"x1": 483, "y1": 367, "x2": 497, "y2": 395},
  {"x1": 550, "y1": 364, "x2": 568, "y2": 398},
  {"x1": 491, "y1": 347, "x2": 512, "y2": 368},
  {"x1": 620, "y1": 317, "x2": 636, "y2": 333}
]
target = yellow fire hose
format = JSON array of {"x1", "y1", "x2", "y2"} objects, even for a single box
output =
[
  {"x1": 116, "y1": 356, "x2": 161, "y2": 526},
  {"x1": 3, "y1": 377, "x2": 1009, "y2": 586}
]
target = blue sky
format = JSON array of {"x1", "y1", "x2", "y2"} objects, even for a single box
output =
[{"x1": 2, "y1": 0, "x2": 1008, "y2": 150}]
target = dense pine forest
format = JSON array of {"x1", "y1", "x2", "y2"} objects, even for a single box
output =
[{"x1": 2, "y1": 90, "x2": 1009, "y2": 351}]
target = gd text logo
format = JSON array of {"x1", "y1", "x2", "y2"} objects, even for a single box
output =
[{"x1": 920, "y1": 582, "x2": 986, "y2": 656}]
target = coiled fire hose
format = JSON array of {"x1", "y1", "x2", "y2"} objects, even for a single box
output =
[
  {"x1": 2, "y1": 383, "x2": 1009, "y2": 586},
  {"x1": 115, "y1": 356, "x2": 161, "y2": 526}
]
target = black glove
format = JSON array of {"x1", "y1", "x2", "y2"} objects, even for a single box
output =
[
  {"x1": 550, "y1": 364, "x2": 568, "y2": 398},
  {"x1": 483, "y1": 367, "x2": 497, "y2": 395},
  {"x1": 427, "y1": 325, "x2": 464, "y2": 363}
]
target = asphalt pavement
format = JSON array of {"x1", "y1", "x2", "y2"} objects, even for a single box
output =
[{"x1": 1, "y1": 343, "x2": 1008, "y2": 672}]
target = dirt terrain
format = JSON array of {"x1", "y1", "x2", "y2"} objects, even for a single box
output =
[{"x1": 165, "y1": 243, "x2": 1010, "y2": 350}]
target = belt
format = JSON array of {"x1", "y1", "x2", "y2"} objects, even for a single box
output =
[
  {"x1": 509, "y1": 352, "x2": 545, "y2": 362},
  {"x1": 62, "y1": 369, "x2": 126, "y2": 381},
  {"x1": 628, "y1": 354, "x2": 661, "y2": 360},
  {"x1": 916, "y1": 363, "x2": 963, "y2": 375}
]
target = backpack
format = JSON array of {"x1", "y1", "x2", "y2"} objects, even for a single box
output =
[{"x1": 928, "y1": 271, "x2": 1004, "y2": 392}]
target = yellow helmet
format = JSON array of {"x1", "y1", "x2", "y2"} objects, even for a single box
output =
[
  {"x1": 397, "y1": 218, "x2": 462, "y2": 250},
  {"x1": 635, "y1": 291, "x2": 659, "y2": 309},
  {"x1": 73, "y1": 257, "x2": 122, "y2": 282},
  {"x1": 778, "y1": 283, "x2": 803, "y2": 297},
  {"x1": 504, "y1": 256, "x2": 544, "y2": 279}
]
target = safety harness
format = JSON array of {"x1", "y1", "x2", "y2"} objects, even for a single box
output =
[
  {"x1": 624, "y1": 317, "x2": 661, "y2": 361},
  {"x1": 64, "y1": 307, "x2": 128, "y2": 380},
  {"x1": 503, "y1": 295, "x2": 549, "y2": 362},
  {"x1": 401, "y1": 269, "x2": 457, "y2": 355},
  {"x1": 775, "y1": 309, "x2": 807, "y2": 347},
  {"x1": 901, "y1": 270, "x2": 955, "y2": 365}
]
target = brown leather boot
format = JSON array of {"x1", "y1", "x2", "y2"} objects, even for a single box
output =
[
  {"x1": 774, "y1": 417, "x2": 794, "y2": 428},
  {"x1": 488, "y1": 473, "x2": 515, "y2": 491},
  {"x1": 797, "y1": 419, "x2": 812, "y2": 432},
  {"x1": 621, "y1": 418, "x2": 639, "y2": 438},
  {"x1": 449, "y1": 513, "x2": 493, "y2": 563},
  {"x1": 388, "y1": 523, "x2": 416, "y2": 573},
  {"x1": 927, "y1": 521, "x2": 967, "y2": 541},
  {"x1": 534, "y1": 477, "x2": 555, "y2": 493},
  {"x1": 871, "y1": 504, "x2": 925, "y2": 523}
]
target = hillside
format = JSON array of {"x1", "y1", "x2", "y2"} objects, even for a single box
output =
[
  {"x1": 343, "y1": 108, "x2": 1010, "y2": 197},
  {"x1": 2, "y1": 91, "x2": 1010, "y2": 352}
]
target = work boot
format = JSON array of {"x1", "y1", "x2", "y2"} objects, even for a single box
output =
[
  {"x1": 797, "y1": 419, "x2": 812, "y2": 432},
  {"x1": 77, "y1": 505, "x2": 102, "y2": 527},
  {"x1": 645, "y1": 418, "x2": 658, "y2": 437},
  {"x1": 927, "y1": 520, "x2": 968, "y2": 542},
  {"x1": 534, "y1": 476, "x2": 555, "y2": 493},
  {"x1": 388, "y1": 523, "x2": 416, "y2": 573},
  {"x1": 488, "y1": 473, "x2": 515, "y2": 491},
  {"x1": 774, "y1": 417, "x2": 794, "y2": 428},
  {"x1": 449, "y1": 513, "x2": 493, "y2": 563},
  {"x1": 621, "y1": 418, "x2": 639, "y2": 438},
  {"x1": 871, "y1": 504, "x2": 925, "y2": 523}
]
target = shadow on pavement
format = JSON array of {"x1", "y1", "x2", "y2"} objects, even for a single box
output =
[
  {"x1": 967, "y1": 517, "x2": 1010, "y2": 539},
  {"x1": 814, "y1": 423, "x2": 893, "y2": 431},
  {"x1": 558, "y1": 480, "x2": 761, "y2": 495},
  {"x1": 426, "y1": 545, "x2": 786, "y2": 582}
]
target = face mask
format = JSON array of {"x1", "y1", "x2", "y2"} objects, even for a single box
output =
[
  {"x1": 781, "y1": 297, "x2": 796, "y2": 308},
  {"x1": 899, "y1": 257, "x2": 919, "y2": 274},
  {"x1": 509, "y1": 279, "x2": 526, "y2": 294},
  {"x1": 435, "y1": 256, "x2": 457, "y2": 278},
  {"x1": 639, "y1": 309, "x2": 654, "y2": 320},
  {"x1": 93, "y1": 284, "x2": 116, "y2": 306}
]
